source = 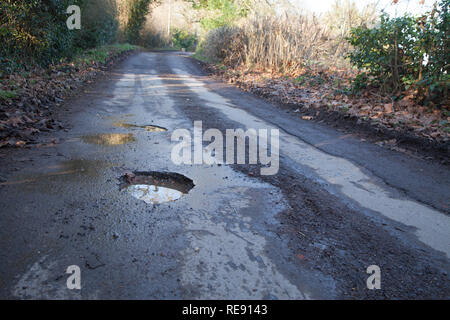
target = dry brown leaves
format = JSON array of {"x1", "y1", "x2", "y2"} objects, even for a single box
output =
[
  {"x1": 0, "y1": 52, "x2": 131, "y2": 148},
  {"x1": 214, "y1": 66, "x2": 450, "y2": 144}
]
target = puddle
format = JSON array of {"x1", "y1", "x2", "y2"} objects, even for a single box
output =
[
  {"x1": 144, "y1": 126, "x2": 167, "y2": 132},
  {"x1": 2, "y1": 160, "x2": 113, "y2": 194},
  {"x1": 81, "y1": 133, "x2": 136, "y2": 145},
  {"x1": 120, "y1": 171, "x2": 194, "y2": 204},
  {"x1": 127, "y1": 185, "x2": 184, "y2": 204},
  {"x1": 113, "y1": 122, "x2": 167, "y2": 132},
  {"x1": 102, "y1": 114, "x2": 134, "y2": 119}
]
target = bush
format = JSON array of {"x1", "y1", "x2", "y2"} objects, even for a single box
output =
[
  {"x1": 198, "y1": 15, "x2": 345, "y2": 73},
  {"x1": 197, "y1": 26, "x2": 242, "y2": 64},
  {"x1": 125, "y1": 0, "x2": 153, "y2": 44},
  {"x1": 73, "y1": 0, "x2": 119, "y2": 49},
  {"x1": 171, "y1": 28, "x2": 198, "y2": 51},
  {"x1": 196, "y1": 0, "x2": 377, "y2": 74},
  {"x1": 0, "y1": 0, "x2": 83, "y2": 70},
  {"x1": 140, "y1": 29, "x2": 168, "y2": 48},
  {"x1": 0, "y1": 0, "x2": 123, "y2": 73},
  {"x1": 0, "y1": 0, "x2": 154, "y2": 74},
  {"x1": 348, "y1": 0, "x2": 449, "y2": 104}
]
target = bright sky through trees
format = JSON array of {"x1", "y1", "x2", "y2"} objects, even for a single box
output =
[{"x1": 295, "y1": 0, "x2": 437, "y2": 16}]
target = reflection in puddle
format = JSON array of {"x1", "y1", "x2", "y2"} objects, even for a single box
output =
[
  {"x1": 102, "y1": 114, "x2": 134, "y2": 120},
  {"x1": 1, "y1": 160, "x2": 113, "y2": 194},
  {"x1": 81, "y1": 133, "x2": 135, "y2": 145},
  {"x1": 144, "y1": 126, "x2": 167, "y2": 132},
  {"x1": 127, "y1": 184, "x2": 184, "y2": 204},
  {"x1": 113, "y1": 122, "x2": 167, "y2": 132},
  {"x1": 120, "y1": 171, "x2": 194, "y2": 204}
]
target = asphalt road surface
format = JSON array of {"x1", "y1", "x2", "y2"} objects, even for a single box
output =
[{"x1": 0, "y1": 51, "x2": 449, "y2": 299}]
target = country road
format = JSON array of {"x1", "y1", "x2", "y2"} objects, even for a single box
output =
[{"x1": 0, "y1": 51, "x2": 449, "y2": 299}]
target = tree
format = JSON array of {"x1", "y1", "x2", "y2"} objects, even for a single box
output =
[
  {"x1": 125, "y1": 0, "x2": 156, "y2": 44},
  {"x1": 189, "y1": 0, "x2": 251, "y2": 31}
]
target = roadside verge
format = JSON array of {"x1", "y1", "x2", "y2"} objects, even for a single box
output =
[
  {"x1": 0, "y1": 44, "x2": 139, "y2": 148},
  {"x1": 193, "y1": 58, "x2": 449, "y2": 163}
]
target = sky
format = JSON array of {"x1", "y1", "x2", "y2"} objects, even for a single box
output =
[{"x1": 294, "y1": 0, "x2": 438, "y2": 16}]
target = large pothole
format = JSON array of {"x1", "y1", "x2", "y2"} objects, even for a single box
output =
[{"x1": 120, "y1": 171, "x2": 195, "y2": 204}]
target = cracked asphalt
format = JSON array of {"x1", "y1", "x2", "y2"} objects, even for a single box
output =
[{"x1": 0, "y1": 51, "x2": 449, "y2": 299}]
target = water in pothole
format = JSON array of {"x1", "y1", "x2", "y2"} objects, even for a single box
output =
[
  {"x1": 81, "y1": 133, "x2": 135, "y2": 145},
  {"x1": 113, "y1": 122, "x2": 167, "y2": 132},
  {"x1": 120, "y1": 171, "x2": 195, "y2": 204},
  {"x1": 127, "y1": 184, "x2": 184, "y2": 204}
]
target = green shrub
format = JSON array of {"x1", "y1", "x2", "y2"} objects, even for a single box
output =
[
  {"x1": 0, "y1": 0, "x2": 124, "y2": 73},
  {"x1": 125, "y1": 0, "x2": 153, "y2": 44},
  {"x1": 74, "y1": 0, "x2": 119, "y2": 49},
  {"x1": 0, "y1": 0, "x2": 147, "y2": 74},
  {"x1": 171, "y1": 28, "x2": 198, "y2": 51},
  {"x1": 140, "y1": 29, "x2": 167, "y2": 48},
  {"x1": 0, "y1": 0, "x2": 83, "y2": 69},
  {"x1": 348, "y1": 0, "x2": 449, "y2": 104}
]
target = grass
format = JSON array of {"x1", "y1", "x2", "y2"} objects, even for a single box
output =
[
  {"x1": 74, "y1": 43, "x2": 138, "y2": 65},
  {"x1": 293, "y1": 74, "x2": 326, "y2": 87},
  {"x1": 0, "y1": 89, "x2": 18, "y2": 100},
  {"x1": 149, "y1": 46, "x2": 179, "y2": 52},
  {"x1": 293, "y1": 76, "x2": 307, "y2": 85},
  {"x1": 192, "y1": 48, "x2": 220, "y2": 65},
  {"x1": 192, "y1": 51, "x2": 228, "y2": 73},
  {"x1": 192, "y1": 51, "x2": 208, "y2": 63}
]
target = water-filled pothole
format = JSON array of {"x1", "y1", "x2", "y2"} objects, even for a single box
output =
[
  {"x1": 113, "y1": 122, "x2": 167, "y2": 132},
  {"x1": 120, "y1": 171, "x2": 195, "y2": 204},
  {"x1": 81, "y1": 133, "x2": 135, "y2": 145}
]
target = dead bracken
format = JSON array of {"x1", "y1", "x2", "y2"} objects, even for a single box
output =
[{"x1": 119, "y1": 171, "x2": 195, "y2": 204}]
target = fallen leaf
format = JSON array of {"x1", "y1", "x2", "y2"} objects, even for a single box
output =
[{"x1": 384, "y1": 103, "x2": 393, "y2": 113}]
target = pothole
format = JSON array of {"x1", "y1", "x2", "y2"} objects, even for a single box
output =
[
  {"x1": 120, "y1": 171, "x2": 195, "y2": 204},
  {"x1": 113, "y1": 122, "x2": 167, "y2": 132},
  {"x1": 81, "y1": 133, "x2": 135, "y2": 145}
]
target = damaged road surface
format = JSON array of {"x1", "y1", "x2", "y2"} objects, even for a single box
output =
[{"x1": 0, "y1": 52, "x2": 449, "y2": 299}]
